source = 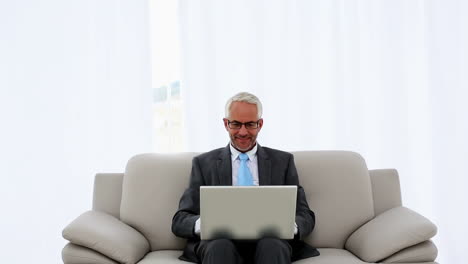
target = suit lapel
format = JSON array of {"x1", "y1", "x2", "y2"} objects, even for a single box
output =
[
  {"x1": 257, "y1": 144, "x2": 271, "y2": 185},
  {"x1": 217, "y1": 145, "x2": 232, "y2": 185}
]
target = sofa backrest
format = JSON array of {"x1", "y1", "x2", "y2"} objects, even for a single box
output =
[
  {"x1": 120, "y1": 153, "x2": 197, "y2": 251},
  {"x1": 293, "y1": 151, "x2": 375, "y2": 248},
  {"x1": 119, "y1": 151, "x2": 375, "y2": 251}
]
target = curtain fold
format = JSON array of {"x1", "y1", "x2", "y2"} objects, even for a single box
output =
[
  {"x1": 0, "y1": 0, "x2": 152, "y2": 262},
  {"x1": 180, "y1": 1, "x2": 468, "y2": 262}
]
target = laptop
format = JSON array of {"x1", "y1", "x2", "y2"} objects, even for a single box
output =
[{"x1": 200, "y1": 185, "x2": 297, "y2": 240}]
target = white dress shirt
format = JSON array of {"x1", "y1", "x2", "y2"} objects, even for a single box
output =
[{"x1": 230, "y1": 143, "x2": 259, "y2": 186}]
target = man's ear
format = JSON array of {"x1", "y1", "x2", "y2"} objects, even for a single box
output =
[
  {"x1": 258, "y1": 118, "x2": 264, "y2": 130},
  {"x1": 223, "y1": 118, "x2": 229, "y2": 131}
]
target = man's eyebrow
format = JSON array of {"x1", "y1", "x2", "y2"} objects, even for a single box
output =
[{"x1": 230, "y1": 120, "x2": 256, "y2": 123}]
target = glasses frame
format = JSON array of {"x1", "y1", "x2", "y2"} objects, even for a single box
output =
[{"x1": 227, "y1": 119, "x2": 261, "y2": 130}]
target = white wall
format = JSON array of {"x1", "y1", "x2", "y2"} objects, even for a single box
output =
[{"x1": 0, "y1": 0, "x2": 152, "y2": 263}]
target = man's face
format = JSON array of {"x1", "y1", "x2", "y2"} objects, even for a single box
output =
[{"x1": 223, "y1": 101, "x2": 263, "y2": 152}]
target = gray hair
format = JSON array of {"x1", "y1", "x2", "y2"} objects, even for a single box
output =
[{"x1": 225, "y1": 92, "x2": 263, "y2": 119}]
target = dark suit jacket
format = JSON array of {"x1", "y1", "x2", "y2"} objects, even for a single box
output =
[{"x1": 171, "y1": 144, "x2": 319, "y2": 262}]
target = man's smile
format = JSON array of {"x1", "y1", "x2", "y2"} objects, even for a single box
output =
[{"x1": 236, "y1": 137, "x2": 251, "y2": 142}]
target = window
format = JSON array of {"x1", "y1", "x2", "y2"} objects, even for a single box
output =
[{"x1": 149, "y1": 0, "x2": 186, "y2": 152}]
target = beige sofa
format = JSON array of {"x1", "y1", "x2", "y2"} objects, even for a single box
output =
[{"x1": 62, "y1": 151, "x2": 438, "y2": 264}]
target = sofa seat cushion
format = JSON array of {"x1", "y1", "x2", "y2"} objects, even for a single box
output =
[
  {"x1": 137, "y1": 249, "x2": 365, "y2": 264},
  {"x1": 293, "y1": 248, "x2": 366, "y2": 264},
  {"x1": 138, "y1": 250, "x2": 187, "y2": 264}
]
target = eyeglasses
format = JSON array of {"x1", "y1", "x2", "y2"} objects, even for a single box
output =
[{"x1": 227, "y1": 120, "x2": 261, "y2": 130}]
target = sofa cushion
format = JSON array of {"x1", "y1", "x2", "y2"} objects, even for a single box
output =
[
  {"x1": 62, "y1": 210, "x2": 149, "y2": 264},
  {"x1": 293, "y1": 151, "x2": 375, "y2": 249},
  {"x1": 345, "y1": 207, "x2": 437, "y2": 262},
  {"x1": 138, "y1": 250, "x2": 189, "y2": 264},
  {"x1": 120, "y1": 153, "x2": 198, "y2": 251},
  {"x1": 293, "y1": 248, "x2": 366, "y2": 264}
]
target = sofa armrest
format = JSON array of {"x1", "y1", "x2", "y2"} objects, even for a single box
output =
[
  {"x1": 381, "y1": 240, "x2": 438, "y2": 263},
  {"x1": 345, "y1": 206, "x2": 437, "y2": 263},
  {"x1": 93, "y1": 173, "x2": 124, "y2": 218},
  {"x1": 62, "y1": 243, "x2": 118, "y2": 264},
  {"x1": 369, "y1": 169, "x2": 402, "y2": 215},
  {"x1": 63, "y1": 210, "x2": 150, "y2": 264}
]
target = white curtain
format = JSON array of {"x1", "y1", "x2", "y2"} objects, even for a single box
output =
[
  {"x1": 0, "y1": 0, "x2": 152, "y2": 263},
  {"x1": 180, "y1": 0, "x2": 468, "y2": 262}
]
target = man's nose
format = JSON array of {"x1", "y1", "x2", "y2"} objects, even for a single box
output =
[{"x1": 238, "y1": 125, "x2": 248, "y2": 135}]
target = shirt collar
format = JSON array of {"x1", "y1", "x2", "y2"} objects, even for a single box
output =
[{"x1": 230, "y1": 143, "x2": 258, "y2": 162}]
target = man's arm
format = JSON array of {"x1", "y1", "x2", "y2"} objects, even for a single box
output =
[
  {"x1": 171, "y1": 157, "x2": 204, "y2": 239},
  {"x1": 285, "y1": 154, "x2": 315, "y2": 240}
]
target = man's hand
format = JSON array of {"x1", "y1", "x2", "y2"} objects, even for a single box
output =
[
  {"x1": 195, "y1": 218, "x2": 297, "y2": 236},
  {"x1": 194, "y1": 217, "x2": 201, "y2": 236}
]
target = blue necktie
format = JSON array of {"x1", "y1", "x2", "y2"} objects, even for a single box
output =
[{"x1": 237, "y1": 153, "x2": 254, "y2": 186}]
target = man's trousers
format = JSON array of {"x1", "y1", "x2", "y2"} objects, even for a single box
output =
[{"x1": 196, "y1": 238, "x2": 292, "y2": 264}]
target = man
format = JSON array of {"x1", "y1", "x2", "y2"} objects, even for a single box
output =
[{"x1": 172, "y1": 92, "x2": 319, "y2": 264}]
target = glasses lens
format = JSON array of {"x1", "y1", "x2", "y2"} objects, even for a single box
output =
[
  {"x1": 245, "y1": 122, "x2": 258, "y2": 129},
  {"x1": 229, "y1": 122, "x2": 242, "y2": 129}
]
